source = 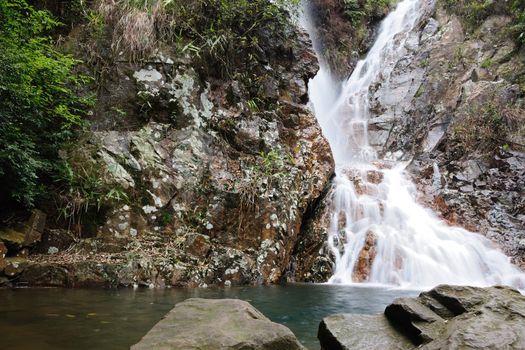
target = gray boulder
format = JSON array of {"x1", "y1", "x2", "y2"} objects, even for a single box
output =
[
  {"x1": 132, "y1": 298, "x2": 306, "y2": 350},
  {"x1": 318, "y1": 314, "x2": 415, "y2": 350},
  {"x1": 319, "y1": 285, "x2": 525, "y2": 350}
]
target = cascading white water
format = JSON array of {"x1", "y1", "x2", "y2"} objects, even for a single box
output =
[{"x1": 307, "y1": 0, "x2": 525, "y2": 289}]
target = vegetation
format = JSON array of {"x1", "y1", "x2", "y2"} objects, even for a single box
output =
[
  {"x1": 443, "y1": 0, "x2": 525, "y2": 44},
  {"x1": 237, "y1": 149, "x2": 291, "y2": 210},
  {"x1": 511, "y1": 0, "x2": 525, "y2": 44},
  {"x1": 342, "y1": 0, "x2": 394, "y2": 24},
  {"x1": 54, "y1": 145, "x2": 129, "y2": 233},
  {"x1": 452, "y1": 99, "x2": 522, "y2": 154},
  {"x1": 312, "y1": 0, "x2": 394, "y2": 77},
  {"x1": 0, "y1": 0, "x2": 91, "y2": 209},
  {"x1": 96, "y1": 0, "x2": 299, "y2": 77}
]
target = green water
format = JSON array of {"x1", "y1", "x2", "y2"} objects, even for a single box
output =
[{"x1": 0, "y1": 284, "x2": 418, "y2": 349}]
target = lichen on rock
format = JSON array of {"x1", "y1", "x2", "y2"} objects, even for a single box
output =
[{"x1": 15, "y1": 2, "x2": 335, "y2": 288}]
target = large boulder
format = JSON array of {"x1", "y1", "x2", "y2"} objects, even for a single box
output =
[
  {"x1": 318, "y1": 314, "x2": 415, "y2": 350},
  {"x1": 131, "y1": 298, "x2": 305, "y2": 350},
  {"x1": 319, "y1": 285, "x2": 525, "y2": 350}
]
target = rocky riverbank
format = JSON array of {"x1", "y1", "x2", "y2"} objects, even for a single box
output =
[
  {"x1": 319, "y1": 285, "x2": 525, "y2": 350},
  {"x1": 128, "y1": 284, "x2": 525, "y2": 349}
]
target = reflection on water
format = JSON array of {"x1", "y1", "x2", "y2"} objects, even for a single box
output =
[{"x1": 0, "y1": 284, "x2": 418, "y2": 350}]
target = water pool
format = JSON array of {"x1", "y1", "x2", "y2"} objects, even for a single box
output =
[{"x1": 0, "y1": 284, "x2": 419, "y2": 349}]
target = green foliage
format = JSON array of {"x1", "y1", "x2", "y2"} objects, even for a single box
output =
[
  {"x1": 343, "y1": 0, "x2": 366, "y2": 24},
  {"x1": 236, "y1": 148, "x2": 292, "y2": 209},
  {"x1": 443, "y1": 0, "x2": 495, "y2": 32},
  {"x1": 511, "y1": 0, "x2": 525, "y2": 44},
  {"x1": 317, "y1": 0, "x2": 394, "y2": 77},
  {"x1": 99, "y1": 0, "x2": 299, "y2": 76},
  {"x1": 259, "y1": 149, "x2": 288, "y2": 176},
  {"x1": 0, "y1": 0, "x2": 92, "y2": 208},
  {"x1": 452, "y1": 100, "x2": 513, "y2": 154},
  {"x1": 443, "y1": 0, "x2": 525, "y2": 44},
  {"x1": 343, "y1": 0, "x2": 393, "y2": 24},
  {"x1": 480, "y1": 57, "x2": 494, "y2": 68},
  {"x1": 55, "y1": 146, "x2": 129, "y2": 228}
]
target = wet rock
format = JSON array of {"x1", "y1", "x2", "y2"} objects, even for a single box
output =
[
  {"x1": 19, "y1": 261, "x2": 122, "y2": 288},
  {"x1": 0, "y1": 257, "x2": 7, "y2": 274},
  {"x1": 0, "y1": 210, "x2": 46, "y2": 280},
  {"x1": 19, "y1": 263, "x2": 71, "y2": 287},
  {"x1": 0, "y1": 229, "x2": 24, "y2": 248},
  {"x1": 352, "y1": 231, "x2": 378, "y2": 282},
  {"x1": 35, "y1": 229, "x2": 77, "y2": 254},
  {"x1": 131, "y1": 298, "x2": 305, "y2": 350},
  {"x1": 367, "y1": 170, "x2": 384, "y2": 184},
  {"x1": 321, "y1": 285, "x2": 525, "y2": 350},
  {"x1": 292, "y1": 185, "x2": 333, "y2": 283}
]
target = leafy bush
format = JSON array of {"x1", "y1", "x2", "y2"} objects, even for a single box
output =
[{"x1": 0, "y1": 0, "x2": 91, "y2": 208}]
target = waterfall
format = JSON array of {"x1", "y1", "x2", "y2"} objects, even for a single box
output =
[{"x1": 306, "y1": 0, "x2": 525, "y2": 289}]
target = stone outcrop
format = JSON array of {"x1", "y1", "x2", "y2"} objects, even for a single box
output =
[
  {"x1": 131, "y1": 298, "x2": 305, "y2": 350},
  {"x1": 13, "y1": 4, "x2": 334, "y2": 288},
  {"x1": 0, "y1": 210, "x2": 46, "y2": 284},
  {"x1": 319, "y1": 285, "x2": 525, "y2": 350}
]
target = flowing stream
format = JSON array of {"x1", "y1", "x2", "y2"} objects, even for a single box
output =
[{"x1": 306, "y1": 0, "x2": 525, "y2": 289}]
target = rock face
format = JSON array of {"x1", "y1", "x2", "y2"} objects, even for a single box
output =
[
  {"x1": 297, "y1": 0, "x2": 525, "y2": 280},
  {"x1": 365, "y1": 3, "x2": 525, "y2": 268},
  {"x1": 319, "y1": 285, "x2": 525, "y2": 350},
  {"x1": 131, "y1": 298, "x2": 305, "y2": 350},
  {"x1": 15, "y1": 4, "x2": 334, "y2": 288},
  {"x1": 0, "y1": 210, "x2": 46, "y2": 284}
]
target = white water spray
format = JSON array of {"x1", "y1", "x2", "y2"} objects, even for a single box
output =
[{"x1": 307, "y1": 0, "x2": 525, "y2": 289}]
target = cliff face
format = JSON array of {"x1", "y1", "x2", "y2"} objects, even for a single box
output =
[
  {"x1": 0, "y1": 2, "x2": 335, "y2": 287},
  {"x1": 3, "y1": 0, "x2": 524, "y2": 287},
  {"x1": 379, "y1": 4, "x2": 525, "y2": 269},
  {"x1": 296, "y1": 0, "x2": 525, "y2": 281}
]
